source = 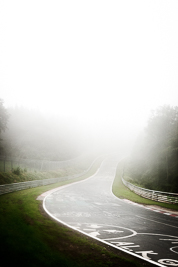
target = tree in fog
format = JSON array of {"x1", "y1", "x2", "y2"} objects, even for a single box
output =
[
  {"x1": 0, "y1": 99, "x2": 9, "y2": 133},
  {"x1": 0, "y1": 99, "x2": 9, "y2": 155},
  {"x1": 2, "y1": 106, "x2": 84, "y2": 160},
  {"x1": 145, "y1": 106, "x2": 178, "y2": 189},
  {"x1": 126, "y1": 105, "x2": 178, "y2": 192}
]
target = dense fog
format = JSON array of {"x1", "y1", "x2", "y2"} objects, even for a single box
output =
[
  {"x1": 0, "y1": 105, "x2": 139, "y2": 160},
  {"x1": 0, "y1": 2, "x2": 178, "y2": 192}
]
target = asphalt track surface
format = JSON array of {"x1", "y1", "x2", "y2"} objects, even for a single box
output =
[{"x1": 43, "y1": 158, "x2": 178, "y2": 267}]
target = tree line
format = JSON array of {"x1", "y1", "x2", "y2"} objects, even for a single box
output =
[
  {"x1": 1, "y1": 99, "x2": 178, "y2": 192},
  {"x1": 0, "y1": 99, "x2": 86, "y2": 161},
  {"x1": 125, "y1": 105, "x2": 178, "y2": 193}
]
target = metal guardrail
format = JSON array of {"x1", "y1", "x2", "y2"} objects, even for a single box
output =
[
  {"x1": 122, "y1": 177, "x2": 178, "y2": 204},
  {"x1": 0, "y1": 154, "x2": 92, "y2": 172},
  {"x1": 0, "y1": 174, "x2": 78, "y2": 196},
  {"x1": 0, "y1": 156, "x2": 102, "y2": 196}
]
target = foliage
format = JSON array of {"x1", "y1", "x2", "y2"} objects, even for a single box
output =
[
  {"x1": 0, "y1": 155, "x2": 104, "y2": 185},
  {"x1": 0, "y1": 98, "x2": 9, "y2": 133},
  {"x1": 113, "y1": 161, "x2": 178, "y2": 211},
  {"x1": 1, "y1": 106, "x2": 87, "y2": 160},
  {"x1": 0, "y1": 167, "x2": 77, "y2": 185},
  {"x1": 12, "y1": 166, "x2": 23, "y2": 175},
  {"x1": 126, "y1": 105, "x2": 178, "y2": 193},
  {"x1": 0, "y1": 99, "x2": 9, "y2": 155}
]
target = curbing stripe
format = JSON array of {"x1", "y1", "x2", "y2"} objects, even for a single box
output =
[{"x1": 121, "y1": 199, "x2": 178, "y2": 218}]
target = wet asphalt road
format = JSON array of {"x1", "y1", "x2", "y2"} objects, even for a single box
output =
[{"x1": 43, "y1": 158, "x2": 178, "y2": 267}]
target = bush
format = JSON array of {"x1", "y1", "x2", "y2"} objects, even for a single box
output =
[{"x1": 12, "y1": 166, "x2": 22, "y2": 176}]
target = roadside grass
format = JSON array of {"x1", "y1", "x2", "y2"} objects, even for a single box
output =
[
  {"x1": 112, "y1": 162, "x2": 178, "y2": 211},
  {"x1": 0, "y1": 157, "x2": 149, "y2": 267},
  {"x1": 0, "y1": 165, "x2": 84, "y2": 185}
]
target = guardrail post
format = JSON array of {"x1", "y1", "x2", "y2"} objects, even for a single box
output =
[{"x1": 122, "y1": 177, "x2": 178, "y2": 204}]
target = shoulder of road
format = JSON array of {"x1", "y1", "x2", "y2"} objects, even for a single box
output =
[
  {"x1": 37, "y1": 186, "x2": 178, "y2": 218},
  {"x1": 122, "y1": 199, "x2": 178, "y2": 218}
]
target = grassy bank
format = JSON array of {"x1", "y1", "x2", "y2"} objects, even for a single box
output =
[
  {"x1": 112, "y1": 161, "x2": 178, "y2": 211},
  {"x1": 0, "y1": 157, "x2": 153, "y2": 267},
  {"x1": 0, "y1": 154, "x2": 103, "y2": 185},
  {"x1": 0, "y1": 164, "x2": 86, "y2": 185}
]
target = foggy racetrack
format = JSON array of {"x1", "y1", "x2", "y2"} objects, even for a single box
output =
[{"x1": 43, "y1": 158, "x2": 178, "y2": 267}]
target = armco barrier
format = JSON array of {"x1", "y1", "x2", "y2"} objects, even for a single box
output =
[
  {"x1": 0, "y1": 157, "x2": 101, "y2": 196},
  {"x1": 0, "y1": 154, "x2": 93, "y2": 172},
  {"x1": 122, "y1": 177, "x2": 178, "y2": 204},
  {"x1": 0, "y1": 176, "x2": 71, "y2": 195}
]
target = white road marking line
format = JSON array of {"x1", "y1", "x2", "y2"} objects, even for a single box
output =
[
  {"x1": 120, "y1": 245, "x2": 140, "y2": 251},
  {"x1": 137, "y1": 233, "x2": 178, "y2": 239},
  {"x1": 158, "y1": 259, "x2": 178, "y2": 266},
  {"x1": 170, "y1": 246, "x2": 178, "y2": 254},
  {"x1": 90, "y1": 224, "x2": 102, "y2": 229},
  {"x1": 43, "y1": 159, "x2": 167, "y2": 267},
  {"x1": 103, "y1": 228, "x2": 137, "y2": 241},
  {"x1": 84, "y1": 228, "x2": 96, "y2": 231},
  {"x1": 88, "y1": 232, "x2": 100, "y2": 237},
  {"x1": 159, "y1": 239, "x2": 178, "y2": 242},
  {"x1": 103, "y1": 230, "x2": 123, "y2": 234},
  {"x1": 136, "y1": 251, "x2": 158, "y2": 260}
]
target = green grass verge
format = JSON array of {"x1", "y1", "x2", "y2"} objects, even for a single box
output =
[
  {"x1": 112, "y1": 161, "x2": 178, "y2": 211},
  {"x1": 0, "y1": 157, "x2": 148, "y2": 267},
  {"x1": 0, "y1": 164, "x2": 86, "y2": 185}
]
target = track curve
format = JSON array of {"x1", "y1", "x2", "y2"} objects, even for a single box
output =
[{"x1": 43, "y1": 157, "x2": 178, "y2": 267}]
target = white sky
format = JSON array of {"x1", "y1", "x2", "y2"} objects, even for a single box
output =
[{"x1": 0, "y1": 0, "x2": 178, "y2": 141}]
